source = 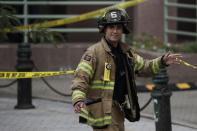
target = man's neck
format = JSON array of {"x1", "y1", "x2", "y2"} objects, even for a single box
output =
[
  {"x1": 104, "y1": 37, "x2": 119, "y2": 48},
  {"x1": 110, "y1": 42, "x2": 118, "y2": 48}
]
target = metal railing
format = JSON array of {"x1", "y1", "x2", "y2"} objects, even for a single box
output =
[
  {"x1": 164, "y1": 0, "x2": 197, "y2": 43},
  {"x1": 0, "y1": 0, "x2": 122, "y2": 43}
]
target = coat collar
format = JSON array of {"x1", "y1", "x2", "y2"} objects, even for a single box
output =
[{"x1": 101, "y1": 37, "x2": 131, "y2": 54}]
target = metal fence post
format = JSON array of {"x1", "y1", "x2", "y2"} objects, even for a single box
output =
[
  {"x1": 151, "y1": 67, "x2": 172, "y2": 131},
  {"x1": 15, "y1": 43, "x2": 35, "y2": 109}
]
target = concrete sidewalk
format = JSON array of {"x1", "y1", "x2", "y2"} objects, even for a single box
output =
[{"x1": 0, "y1": 97, "x2": 196, "y2": 131}]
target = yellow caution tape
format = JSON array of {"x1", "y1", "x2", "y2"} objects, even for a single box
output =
[
  {"x1": 0, "y1": 59, "x2": 195, "y2": 79},
  {"x1": 178, "y1": 59, "x2": 197, "y2": 69},
  {"x1": 2, "y1": 0, "x2": 146, "y2": 32},
  {"x1": 0, "y1": 59, "x2": 196, "y2": 79},
  {"x1": 0, "y1": 70, "x2": 75, "y2": 79}
]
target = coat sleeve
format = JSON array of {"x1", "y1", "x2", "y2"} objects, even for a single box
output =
[
  {"x1": 71, "y1": 49, "x2": 96, "y2": 105},
  {"x1": 133, "y1": 51, "x2": 165, "y2": 77}
]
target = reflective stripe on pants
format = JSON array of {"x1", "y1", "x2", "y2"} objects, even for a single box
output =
[{"x1": 93, "y1": 101, "x2": 125, "y2": 131}]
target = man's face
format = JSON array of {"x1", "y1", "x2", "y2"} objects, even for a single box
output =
[{"x1": 104, "y1": 24, "x2": 123, "y2": 44}]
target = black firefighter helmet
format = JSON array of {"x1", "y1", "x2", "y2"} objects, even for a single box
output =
[{"x1": 97, "y1": 8, "x2": 131, "y2": 34}]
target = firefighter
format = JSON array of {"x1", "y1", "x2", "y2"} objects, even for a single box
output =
[{"x1": 71, "y1": 8, "x2": 182, "y2": 131}]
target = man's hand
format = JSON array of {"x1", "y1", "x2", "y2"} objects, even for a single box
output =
[
  {"x1": 162, "y1": 52, "x2": 182, "y2": 66},
  {"x1": 74, "y1": 101, "x2": 86, "y2": 113}
]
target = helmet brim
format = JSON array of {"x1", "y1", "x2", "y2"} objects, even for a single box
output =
[
  {"x1": 98, "y1": 24, "x2": 130, "y2": 34},
  {"x1": 99, "y1": 19, "x2": 131, "y2": 26}
]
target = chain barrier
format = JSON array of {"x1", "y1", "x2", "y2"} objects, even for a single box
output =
[
  {"x1": 2, "y1": 59, "x2": 195, "y2": 109},
  {"x1": 33, "y1": 63, "x2": 154, "y2": 111},
  {"x1": 0, "y1": 66, "x2": 153, "y2": 111},
  {"x1": 140, "y1": 97, "x2": 152, "y2": 111},
  {"x1": 0, "y1": 79, "x2": 17, "y2": 88},
  {"x1": 33, "y1": 63, "x2": 71, "y2": 97}
]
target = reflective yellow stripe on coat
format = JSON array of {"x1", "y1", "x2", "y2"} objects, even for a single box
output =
[
  {"x1": 72, "y1": 90, "x2": 86, "y2": 102},
  {"x1": 151, "y1": 57, "x2": 161, "y2": 74},
  {"x1": 77, "y1": 61, "x2": 93, "y2": 78},
  {"x1": 80, "y1": 108, "x2": 112, "y2": 127},
  {"x1": 91, "y1": 80, "x2": 115, "y2": 90},
  {"x1": 134, "y1": 55, "x2": 145, "y2": 71}
]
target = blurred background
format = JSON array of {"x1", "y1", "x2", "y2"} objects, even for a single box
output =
[{"x1": 0, "y1": 0, "x2": 197, "y2": 130}]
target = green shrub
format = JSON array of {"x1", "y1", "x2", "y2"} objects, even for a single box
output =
[
  {"x1": 0, "y1": 5, "x2": 21, "y2": 42},
  {"x1": 126, "y1": 33, "x2": 167, "y2": 53},
  {"x1": 28, "y1": 26, "x2": 65, "y2": 44},
  {"x1": 0, "y1": 6, "x2": 65, "y2": 44},
  {"x1": 170, "y1": 42, "x2": 197, "y2": 53},
  {"x1": 126, "y1": 33, "x2": 197, "y2": 53}
]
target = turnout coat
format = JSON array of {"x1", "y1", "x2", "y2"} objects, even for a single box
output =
[{"x1": 71, "y1": 38, "x2": 163, "y2": 128}]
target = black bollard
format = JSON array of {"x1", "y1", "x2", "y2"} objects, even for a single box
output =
[
  {"x1": 15, "y1": 43, "x2": 35, "y2": 109},
  {"x1": 151, "y1": 67, "x2": 172, "y2": 131}
]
